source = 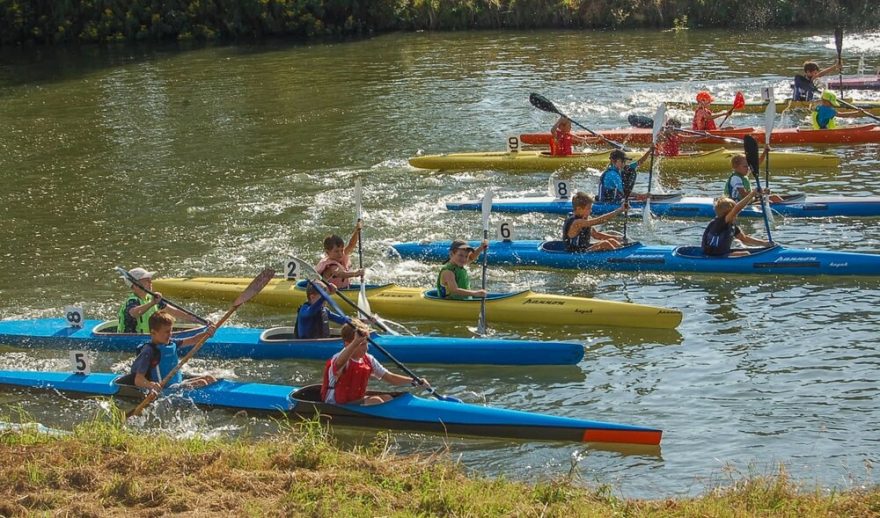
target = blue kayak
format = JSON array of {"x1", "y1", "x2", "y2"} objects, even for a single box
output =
[
  {"x1": 0, "y1": 370, "x2": 662, "y2": 445},
  {"x1": 446, "y1": 193, "x2": 880, "y2": 219},
  {"x1": 391, "y1": 240, "x2": 880, "y2": 277},
  {"x1": 0, "y1": 318, "x2": 584, "y2": 366}
]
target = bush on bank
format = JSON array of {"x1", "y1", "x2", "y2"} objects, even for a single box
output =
[{"x1": 1, "y1": 0, "x2": 877, "y2": 46}]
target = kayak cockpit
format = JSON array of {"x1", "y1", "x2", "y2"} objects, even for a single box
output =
[
  {"x1": 289, "y1": 384, "x2": 406, "y2": 405},
  {"x1": 91, "y1": 320, "x2": 204, "y2": 337},
  {"x1": 293, "y1": 279, "x2": 391, "y2": 292},
  {"x1": 422, "y1": 289, "x2": 525, "y2": 302},
  {"x1": 539, "y1": 240, "x2": 643, "y2": 254},
  {"x1": 673, "y1": 245, "x2": 780, "y2": 259},
  {"x1": 259, "y1": 327, "x2": 343, "y2": 343}
]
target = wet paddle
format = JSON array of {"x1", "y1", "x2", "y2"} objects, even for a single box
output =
[
  {"x1": 717, "y1": 91, "x2": 745, "y2": 128},
  {"x1": 744, "y1": 136, "x2": 774, "y2": 244},
  {"x1": 809, "y1": 84, "x2": 880, "y2": 123},
  {"x1": 115, "y1": 267, "x2": 209, "y2": 326},
  {"x1": 353, "y1": 179, "x2": 371, "y2": 315},
  {"x1": 477, "y1": 190, "x2": 492, "y2": 335},
  {"x1": 643, "y1": 104, "x2": 666, "y2": 227},
  {"x1": 629, "y1": 116, "x2": 746, "y2": 145},
  {"x1": 529, "y1": 93, "x2": 630, "y2": 151},
  {"x1": 835, "y1": 27, "x2": 844, "y2": 99},
  {"x1": 290, "y1": 257, "x2": 409, "y2": 337},
  {"x1": 308, "y1": 279, "x2": 462, "y2": 403},
  {"x1": 762, "y1": 102, "x2": 777, "y2": 226},
  {"x1": 126, "y1": 268, "x2": 275, "y2": 419}
]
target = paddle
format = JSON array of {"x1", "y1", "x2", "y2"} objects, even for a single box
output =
[
  {"x1": 529, "y1": 93, "x2": 630, "y2": 151},
  {"x1": 643, "y1": 104, "x2": 666, "y2": 227},
  {"x1": 631, "y1": 116, "x2": 746, "y2": 145},
  {"x1": 353, "y1": 179, "x2": 371, "y2": 315},
  {"x1": 115, "y1": 267, "x2": 209, "y2": 326},
  {"x1": 835, "y1": 27, "x2": 844, "y2": 99},
  {"x1": 307, "y1": 279, "x2": 462, "y2": 403},
  {"x1": 744, "y1": 136, "x2": 774, "y2": 244},
  {"x1": 762, "y1": 102, "x2": 777, "y2": 226},
  {"x1": 717, "y1": 91, "x2": 745, "y2": 128},
  {"x1": 477, "y1": 190, "x2": 492, "y2": 335},
  {"x1": 126, "y1": 268, "x2": 275, "y2": 419},
  {"x1": 290, "y1": 257, "x2": 408, "y2": 336}
]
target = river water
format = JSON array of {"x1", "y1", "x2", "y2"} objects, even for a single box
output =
[{"x1": 1, "y1": 29, "x2": 879, "y2": 498}]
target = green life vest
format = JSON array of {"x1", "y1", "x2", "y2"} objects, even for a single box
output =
[
  {"x1": 724, "y1": 173, "x2": 751, "y2": 200},
  {"x1": 436, "y1": 263, "x2": 470, "y2": 299},
  {"x1": 117, "y1": 293, "x2": 156, "y2": 333}
]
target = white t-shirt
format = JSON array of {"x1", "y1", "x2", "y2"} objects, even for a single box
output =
[
  {"x1": 727, "y1": 175, "x2": 748, "y2": 201},
  {"x1": 324, "y1": 352, "x2": 388, "y2": 404}
]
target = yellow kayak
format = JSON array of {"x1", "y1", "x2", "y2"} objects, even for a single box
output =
[
  {"x1": 408, "y1": 148, "x2": 837, "y2": 173},
  {"x1": 665, "y1": 99, "x2": 880, "y2": 116},
  {"x1": 153, "y1": 278, "x2": 683, "y2": 330}
]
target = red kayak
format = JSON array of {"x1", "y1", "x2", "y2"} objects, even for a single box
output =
[
  {"x1": 519, "y1": 124, "x2": 880, "y2": 147},
  {"x1": 826, "y1": 75, "x2": 880, "y2": 90}
]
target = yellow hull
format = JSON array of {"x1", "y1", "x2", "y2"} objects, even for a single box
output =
[
  {"x1": 153, "y1": 278, "x2": 683, "y2": 330},
  {"x1": 408, "y1": 148, "x2": 836, "y2": 173}
]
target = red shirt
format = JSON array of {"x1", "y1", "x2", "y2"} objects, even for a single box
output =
[
  {"x1": 693, "y1": 107, "x2": 717, "y2": 131},
  {"x1": 550, "y1": 132, "x2": 573, "y2": 156}
]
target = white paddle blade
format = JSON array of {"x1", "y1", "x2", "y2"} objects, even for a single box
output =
[
  {"x1": 763, "y1": 102, "x2": 776, "y2": 146},
  {"x1": 354, "y1": 178, "x2": 363, "y2": 222},
  {"x1": 358, "y1": 281, "x2": 372, "y2": 315},
  {"x1": 481, "y1": 190, "x2": 493, "y2": 230},
  {"x1": 651, "y1": 104, "x2": 666, "y2": 144}
]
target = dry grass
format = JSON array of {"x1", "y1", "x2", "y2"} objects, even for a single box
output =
[{"x1": 0, "y1": 411, "x2": 878, "y2": 517}]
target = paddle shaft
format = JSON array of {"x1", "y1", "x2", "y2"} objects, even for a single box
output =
[
  {"x1": 529, "y1": 93, "x2": 629, "y2": 151},
  {"x1": 117, "y1": 268, "x2": 209, "y2": 326},
  {"x1": 478, "y1": 227, "x2": 488, "y2": 333},
  {"x1": 744, "y1": 136, "x2": 774, "y2": 244},
  {"x1": 308, "y1": 280, "x2": 456, "y2": 402},
  {"x1": 835, "y1": 27, "x2": 844, "y2": 99},
  {"x1": 672, "y1": 127, "x2": 745, "y2": 144}
]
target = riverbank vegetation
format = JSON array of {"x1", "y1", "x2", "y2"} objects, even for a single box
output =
[
  {"x1": 1, "y1": 413, "x2": 878, "y2": 516},
  {"x1": 1, "y1": 1, "x2": 877, "y2": 46}
]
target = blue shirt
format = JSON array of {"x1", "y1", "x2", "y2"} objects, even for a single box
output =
[
  {"x1": 130, "y1": 341, "x2": 193, "y2": 387},
  {"x1": 295, "y1": 299, "x2": 347, "y2": 339},
  {"x1": 814, "y1": 105, "x2": 837, "y2": 129},
  {"x1": 598, "y1": 162, "x2": 636, "y2": 202}
]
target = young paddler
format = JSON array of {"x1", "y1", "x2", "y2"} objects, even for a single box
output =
[
  {"x1": 117, "y1": 267, "x2": 202, "y2": 333},
  {"x1": 437, "y1": 239, "x2": 488, "y2": 299}
]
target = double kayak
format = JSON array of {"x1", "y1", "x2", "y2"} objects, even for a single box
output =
[
  {"x1": 0, "y1": 370, "x2": 662, "y2": 444},
  {"x1": 446, "y1": 193, "x2": 880, "y2": 219},
  {"x1": 408, "y1": 148, "x2": 837, "y2": 173},
  {"x1": 391, "y1": 240, "x2": 880, "y2": 277},
  {"x1": 0, "y1": 318, "x2": 585, "y2": 366},
  {"x1": 153, "y1": 278, "x2": 683, "y2": 330},
  {"x1": 664, "y1": 99, "x2": 880, "y2": 115},
  {"x1": 519, "y1": 124, "x2": 880, "y2": 147}
]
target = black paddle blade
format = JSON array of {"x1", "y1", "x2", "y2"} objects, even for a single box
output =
[
  {"x1": 529, "y1": 93, "x2": 559, "y2": 115},
  {"x1": 834, "y1": 27, "x2": 843, "y2": 54},
  {"x1": 744, "y1": 135, "x2": 760, "y2": 179},
  {"x1": 628, "y1": 114, "x2": 654, "y2": 128}
]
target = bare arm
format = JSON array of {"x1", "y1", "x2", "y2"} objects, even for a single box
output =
[
  {"x1": 566, "y1": 206, "x2": 626, "y2": 237},
  {"x1": 725, "y1": 190, "x2": 758, "y2": 224},
  {"x1": 178, "y1": 325, "x2": 216, "y2": 348},
  {"x1": 466, "y1": 239, "x2": 489, "y2": 263},
  {"x1": 332, "y1": 333, "x2": 368, "y2": 371},
  {"x1": 343, "y1": 220, "x2": 363, "y2": 256},
  {"x1": 134, "y1": 372, "x2": 162, "y2": 393},
  {"x1": 440, "y1": 269, "x2": 485, "y2": 298},
  {"x1": 381, "y1": 371, "x2": 429, "y2": 388},
  {"x1": 816, "y1": 61, "x2": 841, "y2": 78}
]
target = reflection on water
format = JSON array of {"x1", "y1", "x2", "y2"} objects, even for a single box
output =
[{"x1": 1, "y1": 28, "x2": 879, "y2": 498}]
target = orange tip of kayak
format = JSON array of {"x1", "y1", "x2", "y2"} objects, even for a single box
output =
[{"x1": 582, "y1": 428, "x2": 663, "y2": 446}]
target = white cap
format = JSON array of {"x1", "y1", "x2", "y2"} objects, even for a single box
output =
[{"x1": 128, "y1": 268, "x2": 155, "y2": 281}]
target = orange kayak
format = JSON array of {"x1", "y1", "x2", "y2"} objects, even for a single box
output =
[{"x1": 519, "y1": 124, "x2": 880, "y2": 147}]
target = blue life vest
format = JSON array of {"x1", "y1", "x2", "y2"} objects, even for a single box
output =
[
  {"x1": 701, "y1": 217, "x2": 739, "y2": 256},
  {"x1": 562, "y1": 214, "x2": 591, "y2": 251},
  {"x1": 136, "y1": 342, "x2": 183, "y2": 386}
]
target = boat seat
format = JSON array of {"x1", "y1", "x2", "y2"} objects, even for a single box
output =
[
  {"x1": 92, "y1": 320, "x2": 203, "y2": 336},
  {"x1": 539, "y1": 240, "x2": 641, "y2": 254},
  {"x1": 259, "y1": 327, "x2": 341, "y2": 343},
  {"x1": 290, "y1": 384, "x2": 323, "y2": 402},
  {"x1": 675, "y1": 246, "x2": 774, "y2": 258},
  {"x1": 780, "y1": 193, "x2": 806, "y2": 203}
]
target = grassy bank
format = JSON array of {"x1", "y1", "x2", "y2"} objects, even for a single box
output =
[
  {"x1": 1, "y1": 413, "x2": 878, "y2": 517},
  {"x1": 2, "y1": 1, "x2": 878, "y2": 46}
]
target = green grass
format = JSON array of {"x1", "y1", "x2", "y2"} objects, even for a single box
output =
[{"x1": 0, "y1": 410, "x2": 878, "y2": 517}]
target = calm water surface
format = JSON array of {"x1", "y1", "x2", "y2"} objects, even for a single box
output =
[{"x1": 1, "y1": 29, "x2": 879, "y2": 498}]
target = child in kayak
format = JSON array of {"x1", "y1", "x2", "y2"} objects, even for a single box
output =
[
  {"x1": 295, "y1": 280, "x2": 348, "y2": 339},
  {"x1": 129, "y1": 311, "x2": 217, "y2": 394},
  {"x1": 117, "y1": 267, "x2": 203, "y2": 334},
  {"x1": 597, "y1": 149, "x2": 653, "y2": 203},
  {"x1": 692, "y1": 91, "x2": 731, "y2": 130},
  {"x1": 563, "y1": 192, "x2": 629, "y2": 252},
  {"x1": 321, "y1": 320, "x2": 429, "y2": 406},
  {"x1": 656, "y1": 123, "x2": 683, "y2": 157},
  {"x1": 318, "y1": 221, "x2": 365, "y2": 289},
  {"x1": 793, "y1": 60, "x2": 841, "y2": 101},
  {"x1": 702, "y1": 192, "x2": 772, "y2": 257},
  {"x1": 811, "y1": 91, "x2": 859, "y2": 129},
  {"x1": 437, "y1": 239, "x2": 489, "y2": 299},
  {"x1": 549, "y1": 116, "x2": 590, "y2": 156},
  {"x1": 725, "y1": 153, "x2": 782, "y2": 203}
]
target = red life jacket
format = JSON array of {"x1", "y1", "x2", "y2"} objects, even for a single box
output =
[
  {"x1": 549, "y1": 132, "x2": 573, "y2": 156},
  {"x1": 692, "y1": 107, "x2": 717, "y2": 131},
  {"x1": 316, "y1": 257, "x2": 351, "y2": 289},
  {"x1": 320, "y1": 355, "x2": 373, "y2": 404}
]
